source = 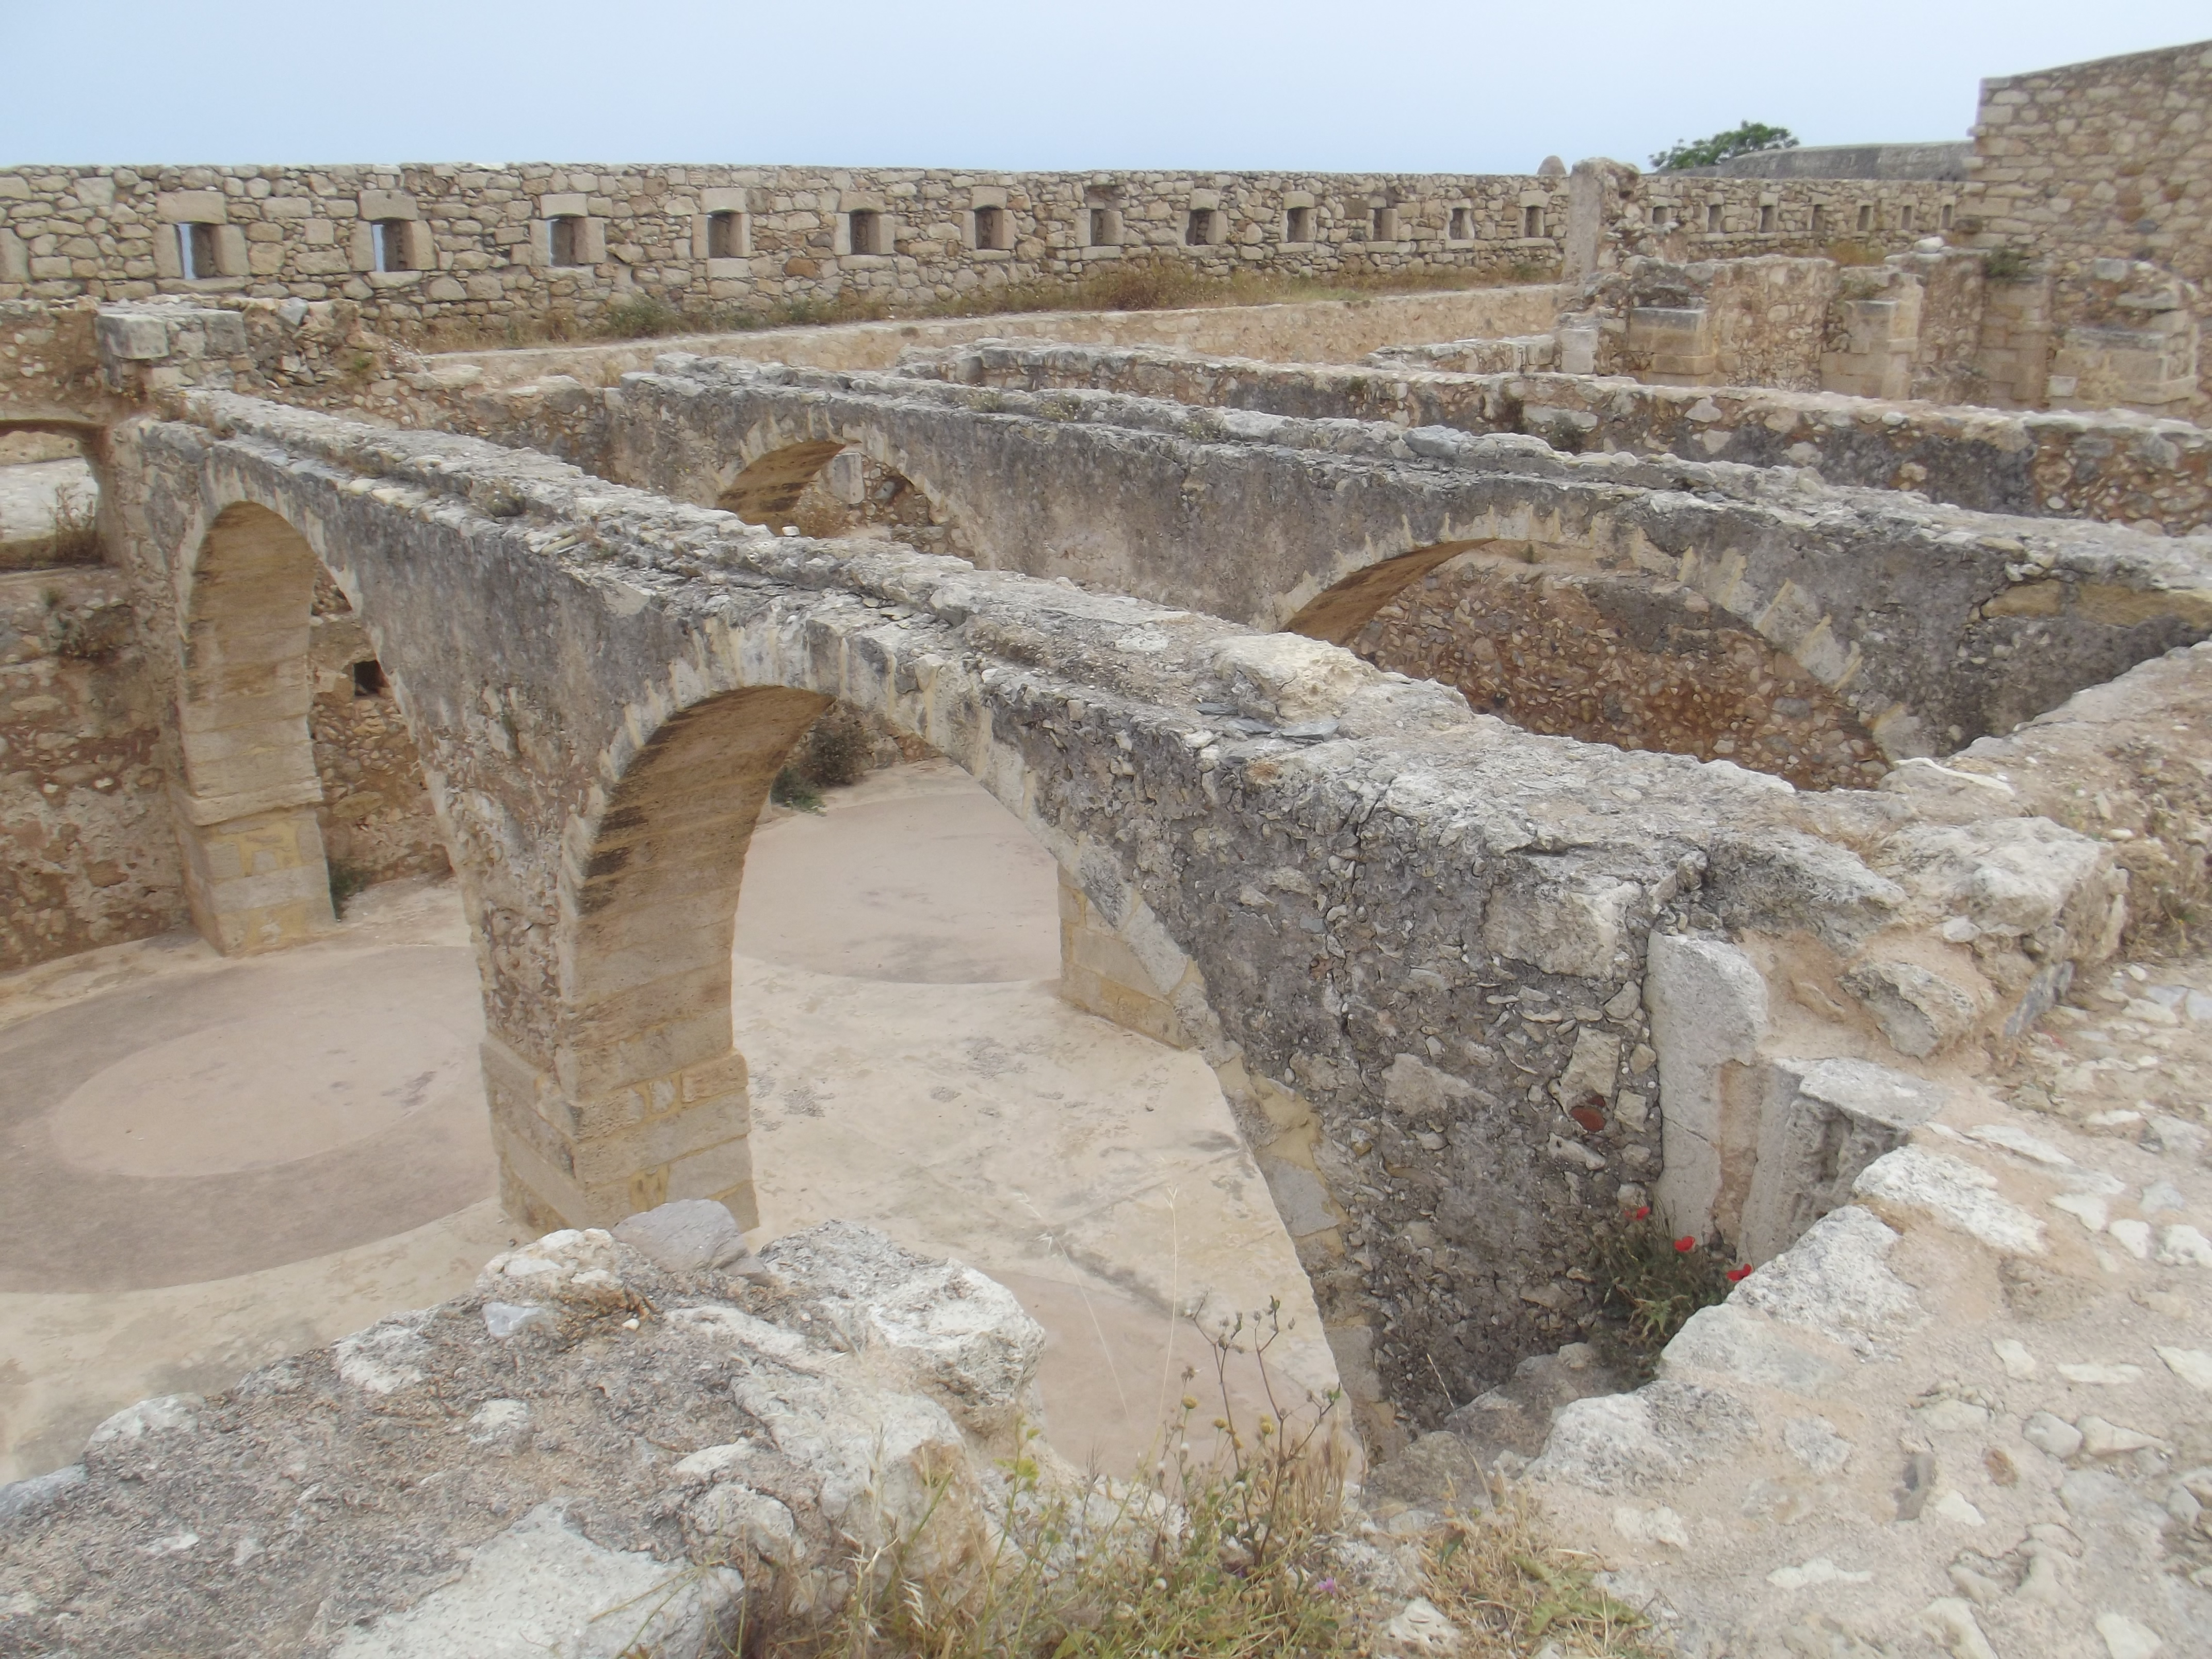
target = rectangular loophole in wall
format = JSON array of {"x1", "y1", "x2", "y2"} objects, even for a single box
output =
[
  {"x1": 1811, "y1": 204, "x2": 1827, "y2": 235},
  {"x1": 1759, "y1": 203, "x2": 1776, "y2": 233},
  {"x1": 1523, "y1": 204, "x2": 1542, "y2": 238},
  {"x1": 1371, "y1": 206, "x2": 1397, "y2": 242},
  {"x1": 1856, "y1": 204, "x2": 1873, "y2": 233},
  {"x1": 1705, "y1": 202, "x2": 1723, "y2": 233},
  {"x1": 1651, "y1": 203, "x2": 1668, "y2": 227},
  {"x1": 1089, "y1": 207, "x2": 1117, "y2": 247},
  {"x1": 972, "y1": 205, "x2": 1006, "y2": 251},
  {"x1": 1940, "y1": 202, "x2": 1954, "y2": 230},
  {"x1": 707, "y1": 212, "x2": 743, "y2": 259},
  {"x1": 1185, "y1": 207, "x2": 1219, "y2": 246},
  {"x1": 1449, "y1": 206, "x2": 1470, "y2": 240},
  {"x1": 372, "y1": 220, "x2": 413, "y2": 272},
  {"x1": 1900, "y1": 204, "x2": 1915, "y2": 233},
  {"x1": 1285, "y1": 205, "x2": 1313, "y2": 242},
  {"x1": 180, "y1": 222, "x2": 221, "y2": 280},
  {"x1": 550, "y1": 216, "x2": 585, "y2": 267},
  {"x1": 848, "y1": 210, "x2": 882, "y2": 256}
]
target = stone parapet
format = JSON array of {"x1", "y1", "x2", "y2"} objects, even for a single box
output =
[{"x1": 0, "y1": 160, "x2": 1971, "y2": 347}]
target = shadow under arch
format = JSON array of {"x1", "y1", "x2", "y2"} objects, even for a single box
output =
[
  {"x1": 708, "y1": 420, "x2": 961, "y2": 555},
  {"x1": 718, "y1": 440, "x2": 847, "y2": 526},
  {"x1": 173, "y1": 500, "x2": 448, "y2": 952},
  {"x1": 1286, "y1": 535, "x2": 1887, "y2": 790}
]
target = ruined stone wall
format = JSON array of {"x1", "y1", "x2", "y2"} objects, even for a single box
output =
[
  {"x1": 306, "y1": 577, "x2": 448, "y2": 890},
  {"x1": 1970, "y1": 39, "x2": 2212, "y2": 406},
  {"x1": 98, "y1": 389, "x2": 2136, "y2": 1427},
  {"x1": 920, "y1": 339, "x2": 2212, "y2": 532},
  {"x1": 568, "y1": 357, "x2": 2212, "y2": 761},
  {"x1": 0, "y1": 568, "x2": 180, "y2": 970},
  {"x1": 1344, "y1": 554, "x2": 1885, "y2": 791}
]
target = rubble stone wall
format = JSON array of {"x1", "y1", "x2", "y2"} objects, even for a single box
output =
[
  {"x1": 1970, "y1": 39, "x2": 2212, "y2": 405},
  {"x1": 306, "y1": 578, "x2": 447, "y2": 890},
  {"x1": 0, "y1": 567, "x2": 181, "y2": 969}
]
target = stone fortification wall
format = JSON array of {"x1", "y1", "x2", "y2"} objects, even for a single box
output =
[
  {"x1": 1626, "y1": 175, "x2": 1966, "y2": 264},
  {"x1": 1577, "y1": 256, "x2": 1840, "y2": 391},
  {"x1": 1679, "y1": 140, "x2": 1973, "y2": 181},
  {"x1": 1970, "y1": 39, "x2": 2212, "y2": 405},
  {"x1": 0, "y1": 163, "x2": 1579, "y2": 339},
  {"x1": 0, "y1": 567, "x2": 180, "y2": 970},
  {"x1": 920, "y1": 338, "x2": 2212, "y2": 532},
  {"x1": 0, "y1": 162, "x2": 1960, "y2": 346}
]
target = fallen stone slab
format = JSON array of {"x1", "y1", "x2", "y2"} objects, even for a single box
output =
[{"x1": 0, "y1": 1210, "x2": 1048, "y2": 1658}]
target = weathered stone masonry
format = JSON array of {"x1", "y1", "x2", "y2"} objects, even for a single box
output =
[
  {"x1": 0, "y1": 161, "x2": 1960, "y2": 340},
  {"x1": 922, "y1": 337, "x2": 2212, "y2": 532},
  {"x1": 92, "y1": 388, "x2": 2139, "y2": 1424},
  {"x1": 454, "y1": 353, "x2": 2212, "y2": 771}
]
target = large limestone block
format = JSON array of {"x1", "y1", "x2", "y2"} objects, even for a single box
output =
[
  {"x1": 1646, "y1": 933, "x2": 1767, "y2": 1242},
  {"x1": 330, "y1": 1504, "x2": 743, "y2": 1659}
]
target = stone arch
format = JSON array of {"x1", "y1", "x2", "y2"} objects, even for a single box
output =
[
  {"x1": 1287, "y1": 536, "x2": 1888, "y2": 790},
  {"x1": 706, "y1": 415, "x2": 964, "y2": 555},
  {"x1": 171, "y1": 499, "x2": 447, "y2": 952},
  {"x1": 501, "y1": 614, "x2": 1213, "y2": 1236}
]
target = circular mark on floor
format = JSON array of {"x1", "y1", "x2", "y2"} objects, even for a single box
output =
[{"x1": 47, "y1": 1009, "x2": 473, "y2": 1178}]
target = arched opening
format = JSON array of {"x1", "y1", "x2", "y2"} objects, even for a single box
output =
[
  {"x1": 717, "y1": 440, "x2": 953, "y2": 555},
  {"x1": 1287, "y1": 540, "x2": 1886, "y2": 790},
  {"x1": 175, "y1": 502, "x2": 448, "y2": 952},
  {"x1": 544, "y1": 685, "x2": 1337, "y2": 1468}
]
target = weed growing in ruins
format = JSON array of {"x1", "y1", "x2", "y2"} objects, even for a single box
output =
[
  {"x1": 1589, "y1": 1207, "x2": 1735, "y2": 1374},
  {"x1": 1982, "y1": 247, "x2": 2034, "y2": 282},
  {"x1": 762, "y1": 1301, "x2": 1358, "y2": 1659},
  {"x1": 326, "y1": 859, "x2": 372, "y2": 916},
  {"x1": 797, "y1": 709, "x2": 873, "y2": 788},
  {"x1": 770, "y1": 767, "x2": 824, "y2": 814},
  {"x1": 600, "y1": 294, "x2": 692, "y2": 339},
  {"x1": 40, "y1": 476, "x2": 99, "y2": 565},
  {"x1": 727, "y1": 1297, "x2": 1664, "y2": 1659},
  {"x1": 1417, "y1": 1497, "x2": 1664, "y2": 1658}
]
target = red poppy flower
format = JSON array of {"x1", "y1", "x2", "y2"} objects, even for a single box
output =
[
  {"x1": 1673, "y1": 1235, "x2": 1696, "y2": 1253},
  {"x1": 1726, "y1": 1264, "x2": 1753, "y2": 1282},
  {"x1": 1632, "y1": 1205, "x2": 1651, "y2": 1221}
]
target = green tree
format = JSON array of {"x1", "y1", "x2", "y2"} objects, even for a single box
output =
[{"x1": 1650, "y1": 121, "x2": 1799, "y2": 172}]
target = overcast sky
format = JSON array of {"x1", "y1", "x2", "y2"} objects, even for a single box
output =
[{"x1": 3, "y1": 1, "x2": 2205, "y2": 174}]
